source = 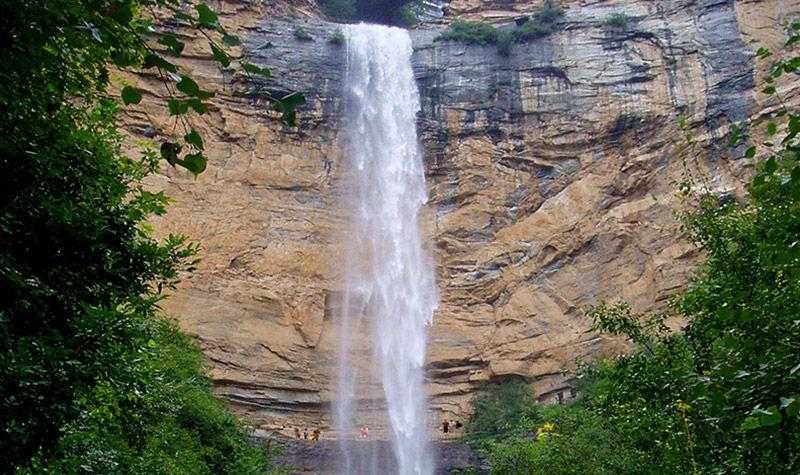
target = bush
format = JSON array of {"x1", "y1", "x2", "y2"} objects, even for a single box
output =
[
  {"x1": 487, "y1": 405, "x2": 652, "y2": 475},
  {"x1": 293, "y1": 26, "x2": 314, "y2": 41},
  {"x1": 20, "y1": 319, "x2": 273, "y2": 474},
  {"x1": 0, "y1": 0, "x2": 280, "y2": 472},
  {"x1": 398, "y1": 3, "x2": 420, "y2": 28},
  {"x1": 604, "y1": 13, "x2": 630, "y2": 29},
  {"x1": 534, "y1": 0, "x2": 565, "y2": 25},
  {"x1": 466, "y1": 379, "x2": 541, "y2": 444},
  {"x1": 320, "y1": 0, "x2": 357, "y2": 21},
  {"x1": 436, "y1": 2, "x2": 564, "y2": 55},
  {"x1": 477, "y1": 27, "x2": 800, "y2": 474},
  {"x1": 436, "y1": 20, "x2": 500, "y2": 45},
  {"x1": 329, "y1": 29, "x2": 346, "y2": 45}
]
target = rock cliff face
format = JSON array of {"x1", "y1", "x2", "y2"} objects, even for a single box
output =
[{"x1": 127, "y1": 0, "x2": 800, "y2": 434}]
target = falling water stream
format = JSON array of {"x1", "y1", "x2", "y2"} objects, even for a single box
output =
[{"x1": 335, "y1": 24, "x2": 438, "y2": 475}]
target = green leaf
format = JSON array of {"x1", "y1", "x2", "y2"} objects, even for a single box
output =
[
  {"x1": 187, "y1": 98, "x2": 208, "y2": 114},
  {"x1": 160, "y1": 142, "x2": 182, "y2": 165},
  {"x1": 110, "y1": 3, "x2": 134, "y2": 24},
  {"x1": 756, "y1": 47, "x2": 772, "y2": 59},
  {"x1": 744, "y1": 146, "x2": 756, "y2": 158},
  {"x1": 763, "y1": 85, "x2": 776, "y2": 95},
  {"x1": 241, "y1": 62, "x2": 271, "y2": 77},
  {"x1": 121, "y1": 86, "x2": 142, "y2": 105},
  {"x1": 185, "y1": 129, "x2": 204, "y2": 150},
  {"x1": 167, "y1": 99, "x2": 190, "y2": 116},
  {"x1": 179, "y1": 153, "x2": 207, "y2": 175},
  {"x1": 147, "y1": 339, "x2": 157, "y2": 348},
  {"x1": 765, "y1": 157, "x2": 778, "y2": 174},
  {"x1": 176, "y1": 75, "x2": 200, "y2": 96},
  {"x1": 767, "y1": 122, "x2": 777, "y2": 135},
  {"x1": 781, "y1": 396, "x2": 799, "y2": 418},
  {"x1": 222, "y1": 34, "x2": 241, "y2": 46},
  {"x1": 209, "y1": 42, "x2": 231, "y2": 67},
  {"x1": 195, "y1": 4, "x2": 219, "y2": 28},
  {"x1": 143, "y1": 53, "x2": 177, "y2": 73},
  {"x1": 274, "y1": 92, "x2": 306, "y2": 126},
  {"x1": 740, "y1": 416, "x2": 761, "y2": 431},
  {"x1": 757, "y1": 406, "x2": 782, "y2": 427},
  {"x1": 158, "y1": 34, "x2": 185, "y2": 56},
  {"x1": 279, "y1": 91, "x2": 306, "y2": 109},
  {"x1": 728, "y1": 126, "x2": 743, "y2": 146}
]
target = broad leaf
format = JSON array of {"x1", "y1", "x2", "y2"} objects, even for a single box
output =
[
  {"x1": 180, "y1": 153, "x2": 207, "y2": 175},
  {"x1": 210, "y1": 42, "x2": 231, "y2": 67},
  {"x1": 121, "y1": 86, "x2": 142, "y2": 105},
  {"x1": 185, "y1": 129, "x2": 204, "y2": 150},
  {"x1": 195, "y1": 4, "x2": 218, "y2": 28},
  {"x1": 158, "y1": 34, "x2": 185, "y2": 56},
  {"x1": 160, "y1": 142, "x2": 182, "y2": 165},
  {"x1": 242, "y1": 62, "x2": 271, "y2": 77}
]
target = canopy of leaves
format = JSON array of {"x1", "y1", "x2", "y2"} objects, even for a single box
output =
[
  {"x1": 0, "y1": 0, "x2": 281, "y2": 471},
  {"x1": 474, "y1": 23, "x2": 800, "y2": 474},
  {"x1": 320, "y1": 0, "x2": 416, "y2": 25},
  {"x1": 436, "y1": 1, "x2": 564, "y2": 55}
]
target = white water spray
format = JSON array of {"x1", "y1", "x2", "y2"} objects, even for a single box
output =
[{"x1": 335, "y1": 24, "x2": 438, "y2": 475}]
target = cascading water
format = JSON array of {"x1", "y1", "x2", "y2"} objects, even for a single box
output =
[{"x1": 335, "y1": 24, "x2": 438, "y2": 475}]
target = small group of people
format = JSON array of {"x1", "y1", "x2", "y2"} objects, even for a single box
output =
[
  {"x1": 293, "y1": 426, "x2": 321, "y2": 442},
  {"x1": 441, "y1": 419, "x2": 462, "y2": 436}
]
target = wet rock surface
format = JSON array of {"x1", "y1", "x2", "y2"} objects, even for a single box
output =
[
  {"x1": 270, "y1": 437, "x2": 486, "y2": 474},
  {"x1": 127, "y1": 0, "x2": 800, "y2": 437}
]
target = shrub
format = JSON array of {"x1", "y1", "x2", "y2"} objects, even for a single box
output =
[
  {"x1": 604, "y1": 13, "x2": 630, "y2": 29},
  {"x1": 398, "y1": 3, "x2": 420, "y2": 28},
  {"x1": 487, "y1": 405, "x2": 652, "y2": 475},
  {"x1": 533, "y1": 0, "x2": 565, "y2": 25},
  {"x1": 293, "y1": 26, "x2": 314, "y2": 41},
  {"x1": 320, "y1": 0, "x2": 357, "y2": 21},
  {"x1": 0, "y1": 0, "x2": 283, "y2": 472},
  {"x1": 436, "y1": 2, "x2": 564, "y2": 55},
  {"x1": 436, "y1": 20, "x2": 500, "y2": 45},
  {"x1": 466, "y1": 379, "x2": 541, "y2": 444},
  {"x1": 329, "y1": 29, "x2": 346, "y2": 45}
]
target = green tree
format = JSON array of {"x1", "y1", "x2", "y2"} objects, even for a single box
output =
[
  {"x1": 475, "y1": 22, "x2": 800, "y2": 475},
  {"x1": 0, "y1": 0, "x2": 295, "y2": 471}
]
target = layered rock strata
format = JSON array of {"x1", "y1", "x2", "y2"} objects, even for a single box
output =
[{"x1": 125, "y1": 0, "x2": 800, "y2": 433}]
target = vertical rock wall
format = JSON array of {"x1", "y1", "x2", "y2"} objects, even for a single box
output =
[{"x1": 127, "y1": 0, "x2": 800, "y2": 433}]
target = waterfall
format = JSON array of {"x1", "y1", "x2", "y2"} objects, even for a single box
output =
[{"x1": 335, "y1": 24, "x2": 438, "y2": 475}]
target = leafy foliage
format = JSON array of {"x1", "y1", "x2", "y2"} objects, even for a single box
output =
[
  {"x1": 474, "y1": 22, "x2": 800, "y2": 475},
  {"x1": 436, "y1": 1, "x2": 564, "y2": 55},
  {"x1": 293, "y1": 26, "x2": 314, "y2": 41},
  {"x1": 398, "y1": 3, "x2": 421, "y2": 28},
  {"x1": 320, "y1": 0, "x2": 417, "y2": 25},
  {"x1": 604, "y1": 13, "x2": 630, "y2": 29},
  {"x1": 466, "y1": 379, "x2": 542, "y2": 444},
  {"x1": 0, "y1": 0, "x2": 285, "y2": 472},
  {"x1": 436, "y1": 20, "x2": 501, "y2": 46},
  {"x1": 320, "y1": 0, "x2": 358, "y2": 21},
  {"x1": 329, "y1": 29, "x2": 347, "y2": 45}
]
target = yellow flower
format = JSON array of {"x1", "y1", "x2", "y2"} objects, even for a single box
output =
[{"x1": 536, "y1": 421, "x2": 556, "y2": 439}]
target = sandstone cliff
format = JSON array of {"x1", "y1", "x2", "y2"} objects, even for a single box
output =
[{"x1": 124, "y1": 0, "x2": 800, "y2": 435}]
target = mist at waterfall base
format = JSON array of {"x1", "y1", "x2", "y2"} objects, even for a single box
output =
[{"x1": 334, "y1": 24, "x2": 438, "y2": 475}]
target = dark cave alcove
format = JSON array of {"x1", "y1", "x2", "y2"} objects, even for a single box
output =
[{"x1": 319, "y1": 0, "x2": 416, "y2": 25}]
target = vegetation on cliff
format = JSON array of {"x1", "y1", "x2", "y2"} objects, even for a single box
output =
[
  {"x1": 320, "y1": 0, "x2": 418, "y2": 26},
  {"x1": 467, "y1": 28, "x2": 800, "y2": 475},
  {"x1": 435, "y1": 1, "x2": 564, "y2": 55},
  {"x1": 0, "y1": 0, "x2": 293, "y2": 472}
]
